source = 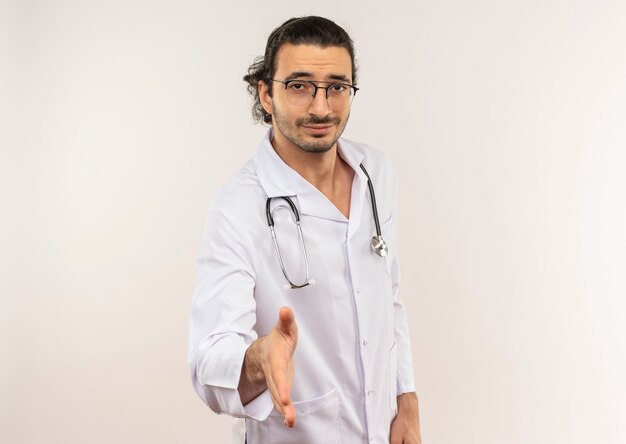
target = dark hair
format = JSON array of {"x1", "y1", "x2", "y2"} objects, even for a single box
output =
[{"x1": 243, "y1": 16, "x2": 358, "y2": 124}]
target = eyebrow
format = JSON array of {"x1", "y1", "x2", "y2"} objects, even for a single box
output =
[{"x1": 284, "y1": 71, "x2": 351, "y2": 83}]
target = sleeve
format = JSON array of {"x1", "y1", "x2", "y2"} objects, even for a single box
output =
[
  {"x1": 187, "y1": 196, "x2": 273, "y2": 421},
  {"x1": 389, "y1": 166, "x2": 417, "y2": 396}
]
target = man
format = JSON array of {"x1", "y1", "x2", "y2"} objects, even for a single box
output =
[{"x1": 188, "y1": 16, "x2": 422, "y2": 443}]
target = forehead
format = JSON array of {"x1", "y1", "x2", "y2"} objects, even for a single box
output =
[{"x1": 274, "y1": 44, "x2": 352, "y2": 82}]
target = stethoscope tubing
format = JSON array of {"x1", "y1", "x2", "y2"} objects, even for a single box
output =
[
  {"x1": 267, "y1": 196, "x2": 311, "y2": 289},
  {"x1": 359, "y1": 163, "x2": 382, "y2": 237}
]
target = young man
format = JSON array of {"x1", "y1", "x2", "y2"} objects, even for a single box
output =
[{"x1": 188, "y1": 16, "x2": 422, "y2": 443}]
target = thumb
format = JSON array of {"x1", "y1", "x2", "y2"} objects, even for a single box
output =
[{"x1": 277, "y1": 306, "x2": 297, "y2": 337}]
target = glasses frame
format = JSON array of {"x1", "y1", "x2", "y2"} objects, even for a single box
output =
[{"x1": 270, "y1": 79, "x2": 359, "y2": 105}]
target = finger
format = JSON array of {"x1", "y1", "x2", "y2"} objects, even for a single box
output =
[
  {"x1": 277, "y1": 306, "x2": 296, "y2": 337},
  {"x1": 389, "y1": 419, "x2": 401, "y2": 444},
  {"x1": 269, "y1": 350, "x2": 296, "y2": 428},
  {"x1": 283, "y1": 401, "x2": 297, "y2": 428},
  {"x1": 274, "y1": 363, "x2": 296, "y2": 428},
  {"x1": 269, "y1": 369, "x2": 296, "y2": 428},
  {"x1": 265, "y1": 370, "x2": 285, "y2": 416},
  {"x1": 270, "y1": 349, "x2": 293, "y2": 407}
]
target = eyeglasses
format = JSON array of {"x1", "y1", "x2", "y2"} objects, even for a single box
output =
[{"x1": 270, "y1": 79, "x2": 359, "y2": 108}]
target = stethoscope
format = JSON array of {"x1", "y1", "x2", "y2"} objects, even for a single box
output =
[{"x1": 265, "y1": 163, "x2": 388, "y2": 289}]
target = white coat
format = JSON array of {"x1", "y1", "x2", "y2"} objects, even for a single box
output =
[{"x1": 187, "y1": 128, "x2": 415, "y2": 443}]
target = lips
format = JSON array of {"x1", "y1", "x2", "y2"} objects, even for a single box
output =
[{"x1": 301, "y1": 125, "x2": 333, "y2": 134}]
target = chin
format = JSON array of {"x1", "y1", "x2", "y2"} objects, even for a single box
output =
[{"x1": 298, "y1": 139, "x2": 335, "y2": 153}]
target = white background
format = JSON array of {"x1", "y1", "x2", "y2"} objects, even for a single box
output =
[{"x1": 2, "y1": 0, "x2": 625, "y2": 443}]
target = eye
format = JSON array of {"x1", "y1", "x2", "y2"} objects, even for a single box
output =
[
  {"x1": 330, "y1": 83, "x2": 348, "y2": 93},
  {"x1": 287, "y1": 82, "x2": 307, "y2": 91}
]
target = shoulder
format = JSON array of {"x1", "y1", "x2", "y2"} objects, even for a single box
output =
[
  {"x1": 339, "y1": 136, "x2": 397, "y2": 184},
  {"x1": 340, "y1": 136, "x2": 395, "y2": 169},
  {"x1": 340, "y1": 136, "x2": 399, "y2": 224},
  {"x1": 206, "y1": 159, "x2": 267, "y2": 228}
]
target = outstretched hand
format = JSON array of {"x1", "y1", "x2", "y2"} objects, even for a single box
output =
[{"x1": 260, "y1": 306, "x2": 298, "y2": 427}]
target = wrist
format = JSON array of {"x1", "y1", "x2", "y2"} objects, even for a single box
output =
[
  {"x1": 397, "y1": 392, "x2": 419, "y2": 413},
  {"x1": 243, "y1": 338, "x2": 268, "y2": 385}
]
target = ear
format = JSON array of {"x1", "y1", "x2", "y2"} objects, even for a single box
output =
[{"x1": 258, "y1": 80, "x2": 273, "y2": 116}]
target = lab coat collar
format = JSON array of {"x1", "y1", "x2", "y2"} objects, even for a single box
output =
[
  {"x1": 254, "y1": 128, "x2": 368, "y2": 224},
  {"x1": 253, "y1": 128, "x2": 308, "y2": 199}
]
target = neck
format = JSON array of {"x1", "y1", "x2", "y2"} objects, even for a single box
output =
[
  {"x1": 270, "y1": 130, "x2": 343, "y2": 191},
  {"x1": 269, "y1": 127, "x2": 355, "y2": 219}
]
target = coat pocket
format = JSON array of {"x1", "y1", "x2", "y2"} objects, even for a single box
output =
[{"x1": 266, "y1": 389, "x2": 340, "y2": 443}]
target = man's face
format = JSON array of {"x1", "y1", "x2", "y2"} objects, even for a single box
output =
[{"x1": 260, "y1": 44, "x2": 354, "y2": 153}]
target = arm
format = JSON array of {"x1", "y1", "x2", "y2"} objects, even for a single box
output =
[
  {"x1": 188, "y1": 199, "x2": 299, "y2": 426},
  {"x1": 387, "y1": 166, "x2": 422, "y2": 443},
  {"x1": 388, "y1": 243, "x2": 423, "y2": 443},
  {"x1": 187, "y1": 202, "x2": 273, "y2": 420},
  {"x1": 385, "y1": 164, "x2": 416, "y2": 397}
]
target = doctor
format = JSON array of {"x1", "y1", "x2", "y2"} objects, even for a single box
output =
[{"x1": 188, "y1": 16, "x2": 422, "y2": 443}]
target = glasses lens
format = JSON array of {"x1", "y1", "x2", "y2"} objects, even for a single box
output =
[
  {"x1": 284, "y1": 81, "x2": 315, "y2": 106},
  {"x1": 327, "y1": 84, "x2": 354, "y2": 108}
]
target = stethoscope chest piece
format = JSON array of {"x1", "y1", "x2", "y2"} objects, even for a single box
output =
[{"x1": 371, "y1": 235, "x2": 388, "y2": 257}]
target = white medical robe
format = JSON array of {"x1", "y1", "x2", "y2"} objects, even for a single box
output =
[{"x1": 188, "y1": 128, "x2": 415, "y2": 443}]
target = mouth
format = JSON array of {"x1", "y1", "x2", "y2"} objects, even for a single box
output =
[{"x1": 301, "y1": 124, "x2": 333, "y2": 135}]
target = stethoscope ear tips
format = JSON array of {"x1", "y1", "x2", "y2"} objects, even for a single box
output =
[{"x1": 371, "y1": 236, "x2": 388, "y2": 257}]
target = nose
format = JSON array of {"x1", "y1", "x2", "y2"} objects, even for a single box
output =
[{"x1": 307, "y1": 86, "x2": 331, "y2": 117}]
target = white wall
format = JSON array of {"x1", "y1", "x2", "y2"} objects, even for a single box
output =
[{"x1": 2, "y1": 0, "x2": 625, "y2": 443}]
